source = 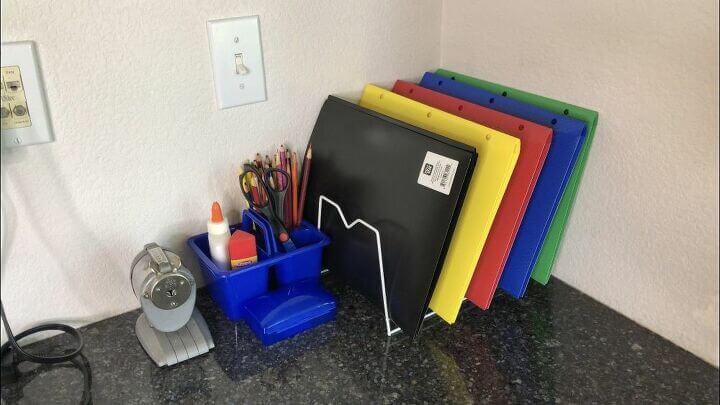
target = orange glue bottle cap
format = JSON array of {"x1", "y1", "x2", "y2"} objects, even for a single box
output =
[{"x1": 211, "y1": 201, "x2": 224, "y2": 223}]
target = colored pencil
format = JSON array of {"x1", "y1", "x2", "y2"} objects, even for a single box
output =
[
  {"x1": 250, "y1": 173, "x2": 260, "y2": 207},
  {"x1": 280, "y1": 145, "x2": 293, "y2": 228},
  {"x1": 273, "y1": 153, "x2": 280, "y2": 189},
  {"x1": 252, "y1": 156, "x2": 269, "y2": 204},
  {"x1": 273, "y1": 153, "x2": 286, "y2": 223},
  {"x1": 297, "y1": 144, "x2": 312, "y2": 226},
  {"x1": 264, "y1": 155, "x2": 274, "y2": 189},
  {"x1": 291, "y1": 151, "x2": 299, "y2": 227},
  {"x1": 278, "y1": 145, "x2": 287, "y2": 189},
  {"x1": 285, "y1": 148, "x2": 293, "y2": 228}
]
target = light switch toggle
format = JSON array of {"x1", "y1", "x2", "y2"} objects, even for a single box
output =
[{"x1": 234, "y1": 53, "x2": 249, "y2": 75}]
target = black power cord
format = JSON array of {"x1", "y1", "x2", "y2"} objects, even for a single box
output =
[
  {"x1": 0, "y1": 351, "x2": 92, "y2": 404},
  {"x1": 0, "y1": 299, "x2": 84, "y2": 381}
]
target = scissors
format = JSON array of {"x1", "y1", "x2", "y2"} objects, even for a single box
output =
[{"x1": 240, "y1": 163, "x2": 296, "y2": 252}]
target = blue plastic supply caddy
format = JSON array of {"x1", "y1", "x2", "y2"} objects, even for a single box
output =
[{"x1": 187, "y1": 209, "x2": 331, "y2": 321}]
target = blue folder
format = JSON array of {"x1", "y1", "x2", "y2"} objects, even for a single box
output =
[{"x1": 419, "y1": 72, "x2": 587, "y2": 298}]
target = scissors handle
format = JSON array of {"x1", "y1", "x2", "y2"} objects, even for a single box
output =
[
  {"x1": 240, "y1": 166, "x2": 267, "y2": 208},
  {"x1": 262, "y1": 167, "x2": 290, "y2": 223},
  {"x1": 241, "y1": 164, "x2": 295, "y2": 251},
  {"x1": 263, "y1": 167, "x2": 290, "y2": 193}
]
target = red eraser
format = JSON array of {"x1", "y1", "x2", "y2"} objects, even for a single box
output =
[{"x1": 229, "y1": 230, "x2": 257, "y2": 268}]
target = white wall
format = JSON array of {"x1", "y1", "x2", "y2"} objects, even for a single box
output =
[
  {"x1": 0, "y1": 0, "x2": 441, "y2": 340},
  {"x1": 441, "y1": 0, "x2": 719, "y2": 366}
]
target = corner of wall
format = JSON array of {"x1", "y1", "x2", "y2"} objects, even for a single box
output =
[{"x1": 438, "y1": 0, "x2": 448, "y2": 67}]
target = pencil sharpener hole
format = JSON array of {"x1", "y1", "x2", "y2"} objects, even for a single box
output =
[
  {"x1": 458, "y1": 105, "x2": 464, "y2": 111},
  {"x1": 518, "y1": 124, "x2": 524, "y2": 131},
  {"x1": 563, "y1": 109, "x2": 569, "y2": 115},
  {"x1": 502, "y1": 91, "x2": 508, "y2": 97},
  {"x1": 551, "y1": 118, "x2": 558, "y2": 125}
]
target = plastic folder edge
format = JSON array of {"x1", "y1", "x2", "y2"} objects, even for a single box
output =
[
  {"x1": 391, "y1": 80, "x2": 552, "y2": 310},
  {"x1": 326, "y1": 95, "x2": 477, "y2": 154},
  {"x1": 419, "y1": 72, "x2": 586, "y2": 297},
  {"x1": 435, "y1": 69, "x2": 599, "y2": 284},
  {"x1": 359, "y1": 84, "x2": 520, "y2": 324}
]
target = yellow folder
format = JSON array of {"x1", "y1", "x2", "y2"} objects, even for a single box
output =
[{"x1": 359, "y1": 85, "x2": 520, "y2": 324}]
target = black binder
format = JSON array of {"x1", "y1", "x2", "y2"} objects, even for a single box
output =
[{"x1": 305, "y1": 96, "x2": 476, "y2": 337}]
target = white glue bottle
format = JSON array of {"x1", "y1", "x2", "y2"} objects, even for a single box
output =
[{"x1": 207, "y1": 201, "x2": 231, "y2": 270}]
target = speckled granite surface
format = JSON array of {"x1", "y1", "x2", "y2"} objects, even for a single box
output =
[{"x1": 2, "y1": 276, "x2": 718, "y2": 404}]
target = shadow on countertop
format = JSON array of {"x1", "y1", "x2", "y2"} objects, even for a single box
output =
[{"x1": 1, "y1": 275, "x2": 718, "y2": 404}]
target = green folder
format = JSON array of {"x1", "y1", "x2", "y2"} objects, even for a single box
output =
[{"x1": 436, "y1": 69, "x2": 598, "y2": 284}]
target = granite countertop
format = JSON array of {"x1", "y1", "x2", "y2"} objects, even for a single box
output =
[{"x1": 1, "y1": 275, "x2": 718, "y2": 404}]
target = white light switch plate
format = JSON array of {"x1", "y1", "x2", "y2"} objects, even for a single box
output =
[
  {"x1": 1, "y1": 41, "x2": 54, "y2": 147},
  {"x1": 207, "y1": 16, "x2": 267, "y2": 109}
]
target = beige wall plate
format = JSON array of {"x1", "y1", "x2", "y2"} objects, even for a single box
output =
[
  {"x1": 0, "y1": 41, "x2": 54, "y2": 147},
  {"x1": 1, "y1": 65, "x2": 32, "y2": 130}
]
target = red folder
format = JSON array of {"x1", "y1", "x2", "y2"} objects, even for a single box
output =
[{"x1": 392, "y1": 81, "x2": 552, "y2": 309}]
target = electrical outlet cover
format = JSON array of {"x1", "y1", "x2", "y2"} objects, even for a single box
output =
[{"x1": 1, "y1": 41, "x2": 54, "y2": 147}]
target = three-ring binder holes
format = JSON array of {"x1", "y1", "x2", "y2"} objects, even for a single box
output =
[
  {"x1": 551, "y1": 118, "x2": 558, "y2": 125},
  {"x1": 486, "y1": 134, "x2": 492, "y2": 140},
  {"x1": 409, "y1": 88, "x2": 414, "y2": 94},
  {"x1": 458, "y1": 105, "x2": 464, "y2": 111},
  {"x1": 379, "y1": 92, "x2": 384, "y2": 99},
  {"x1": 518, "y1": 124, "x2": 525, "y2": 131},
  {"x1": 502, "y1": 91, "x2": 508, "y2": 97},
  {"x1": 451, "y1": 76, "x2": 456, "y2": 80},
  {"x1": 563, "y1": 109, "x2": 570, "y2": 115},
  {"x1": 426, "y1": 112, "x2": 432, "y2": 118},
  {"x1": 438, "y1": 80, "x2": 443, "y2": 86},
  {"x1": 489, "y1": 98, "x2": 495, "y2": 103}
]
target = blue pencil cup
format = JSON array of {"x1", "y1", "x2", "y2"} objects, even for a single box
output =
[
  {"x1": 275, "y1": 222, "x2": 330, "y2": 285},
  {"x1": 187, "y1": 210, "x2": 330, "y2": 321}
]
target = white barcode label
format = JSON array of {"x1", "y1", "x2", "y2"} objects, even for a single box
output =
[{"x1": 417, "y1": 151, "x2": 459, "y2": 195}]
